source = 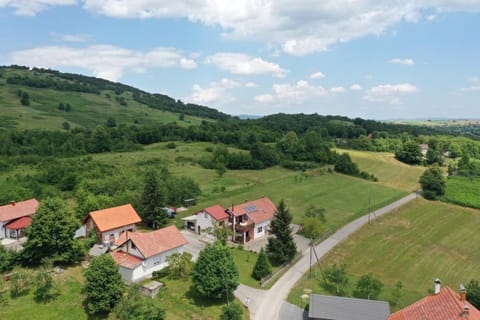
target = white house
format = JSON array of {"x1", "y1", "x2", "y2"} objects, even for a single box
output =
[
  {"x1": 194, "y1": 205, "x2": 229, "y2": 238},
  {"x1": 83, "y1": 204, "x2": 142, "y2": 245},
  {"x1": 0, "y1": 198, "x2": 39, "y2": 240},
  {"x1": 111, "y1": 225, "x2": 188, "y2": 283},
  {"x1": 226, "y1": 197, "x2": 277, "y2": 244}
]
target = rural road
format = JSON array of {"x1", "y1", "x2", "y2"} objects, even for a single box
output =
[{"x1": 234, "y1": 192, "x2": 418, "y2": 320}]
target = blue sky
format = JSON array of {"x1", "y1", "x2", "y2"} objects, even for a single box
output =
[{"x1": 1, "y1": 1, "x2": 480, "y2": 119}]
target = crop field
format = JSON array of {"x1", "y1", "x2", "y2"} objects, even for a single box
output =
[
  {"x1": 337, "y1": 149, "x2": 425, "y2": 192},
  {"x1": 444, "y1": 176, "x2": 480, "y2": 209},
  {"x1": 288, "y1": 198, "x2": 480, "y2": 311}
]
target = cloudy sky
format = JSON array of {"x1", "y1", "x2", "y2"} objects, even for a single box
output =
[{"x1": 1, "y1": 1, "x2": 479, "y2": 119}]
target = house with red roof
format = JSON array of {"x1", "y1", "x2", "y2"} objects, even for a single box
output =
[
  {"x1": 194, "y1": 205, "x2": 229, "y2": 238},
  {"x1": 83, "y1": 204, "x2": 142, "y2": 245},
  {"x1": 226, "y1": 197, "x2": 277, "y2": 244},
  {"x1": 0, "y1": 199, "x2": 39, "y2": 240},
  {"x1": 111, "y1": 225, "x2": 188, "y2": 283},
  {"x1": 389, "y1": 279, "x2": 480, "y2": 320}
]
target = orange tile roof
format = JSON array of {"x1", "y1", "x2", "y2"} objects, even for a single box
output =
[
  {"x1": 4, "y1": 216, "x2": 32, "y2": 230},
  {"x1": 0, "y1": 198, "x2": 39, "y2": 222},
  {"x1": 116, "y1": 225, "x2": 188, "y2": 258},
  {"x1": 111, "y1": 251, "x2": 143, "y2": 269},
  {"x1": 202, "y1": 205, "x2": 228, "y2": 221},
  {"x1": 389, "y1": 286, "x2": 480, "y2": 320},
  {"x1": 87, "y1": 204, "x2": 142, "y2": 232},
  {"x1": 231, "y1": 197, "x2": 277, "y2": 224}
]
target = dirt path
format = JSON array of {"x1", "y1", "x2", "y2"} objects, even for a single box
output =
[{"x1": 235, "y1": 192, "x2": 418, "y2": 320}]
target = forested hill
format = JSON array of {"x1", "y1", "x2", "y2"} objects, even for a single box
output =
[{"x1": 0, "y1": 65, "x2": 229, "y2": 130}]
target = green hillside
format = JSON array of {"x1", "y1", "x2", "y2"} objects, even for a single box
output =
[{"x1": 0, "y1": 66, "x2": 227, "y2": 130}]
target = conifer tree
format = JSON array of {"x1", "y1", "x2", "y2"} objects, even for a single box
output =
[
  {"x1": 266, "y1": 199, "x2": 297, "y2": 264},
  {"x1": 141, "y1": 170, "x2": 167, "y2": 228},
  {"x1": 252, "y1": 248, "x2": 272, "y2": 280}
]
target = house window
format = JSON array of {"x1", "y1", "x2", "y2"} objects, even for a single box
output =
[
  {"x1": 131, "y1": 242, "x2": 136, "y2": 250},
  {"x1": 257, "y1": 226, "x2": 263, "y2": 233}
]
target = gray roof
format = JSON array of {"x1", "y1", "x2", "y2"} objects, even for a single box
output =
[{"x1": 308, "y1": 294, "x2": 390, "y2": 320}]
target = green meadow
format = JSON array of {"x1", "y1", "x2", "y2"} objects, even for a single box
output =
[{"x1": 288, "y1": 198, "x2": 480, "y2": 311}]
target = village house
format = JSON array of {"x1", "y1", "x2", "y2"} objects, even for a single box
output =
[
  {"x1": 389, "y1": 279, "x2": 480, "y2": 320},
  {"x1": 83, "y1": 204, "x2": 142, "y2": 245},
  {"x1": 0, "y1": 198, "x2": 39, "y2": 240},
  {"x1": 187, "y1": 204, "x2": 229, "y2": 238},
  {"x1": 111, "y1": 225, "x2": 188, "y2": 283},
  {"x1": 420, "y1": 143, "x2": 429, "y2": 156},
  {"x1": 308, "y1": 293, "x2": 390, "y2": 320},
  {"x1": 226, "y1": 197, "x2": 277, "y2": 244}
]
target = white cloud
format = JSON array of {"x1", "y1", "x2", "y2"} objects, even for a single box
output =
[
  {"x1": 255, "y1": 94, "x2": 274, "y2": 104},
  {"x1": 205, "y1": 53, "x2": 287, "y2": 78},
  {"x1": 460, "y1": 86, "x2": 480, "y2": 92},
  {"x1": 9, "y1": 45, "x2": 197, "y2": 81},
  {"x1": 186, "y1": 78, "x2": 240, "y2": 105},
  {"x1": 330, "y1": 86, "x2": 347, "y2": 94},
  {"x1": 245, "y1": 82, "x2": 257, "y2": 88},
  {"x1": 350, "y1": 84, "x2": 363, "y2": 91},
  {"x1": 388, "y1": 58, "x2": 415, "y2": 65},
  {"x1": 467, "y1": 76, "x2": 480, "y2": 83},
  {"x1": 82, "y1": 1, "x2": 480, "y2": 56},
  {"x1": 272, "y1": 80, "x2": 328, "y2": 104},
  {"x1": 364, "y1": 83, "x2": 419, "y2": 104},
  {"x1": 0, "y1": 0, "x2": 75, "y2": 15},
  {"x1": 50, "y1": 32, "x2": 93, "y2": 43},
  {"x1": 309, "y1": 71, "x2": 325, "y2": 79}
]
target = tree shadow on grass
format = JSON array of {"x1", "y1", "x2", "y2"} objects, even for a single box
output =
[{"x1": 185, "y1": 284, "x2": 231, "y2": 308}]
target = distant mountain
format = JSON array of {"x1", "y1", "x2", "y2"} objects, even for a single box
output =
[
  {"x1": 0, "y1": 65, "x2": 229, "y2": 130},
  {"x1": 236, "y1": 114, "x2": 263, "y2": 120}
]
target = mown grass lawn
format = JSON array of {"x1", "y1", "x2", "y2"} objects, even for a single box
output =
[
  {"x1": 229, "y1": 247, "x2": 279, "y2": 288},
  {"x1": 288, "y1": 198, "x2": 480, "y2": 311},
  {"x1": 337, "y1": 149, "x2": 425, "y2": 192},
  {"x1": 0, "y1": 264, "x2": 249, "y2": 320}
]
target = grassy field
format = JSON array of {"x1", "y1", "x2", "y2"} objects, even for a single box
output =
[
  {"x1": 0, "y1": 75, "x2": 207, "y2": 130},
  {"x1": 0, "y1": 265, "x2": 248, "y2": 320},
  {"x1": 288, "y1": 198, "x2": 480, "y2": 311},
  {"x1": 92, "y1": 142, "x2": 406, "y2": 229},
  {"x1": 337, "y1": 149, "x2": 425, "y2": 192},
  {"x1": 444, "y1": 176, "x2": 480, "y2": 209},
  {"x1": 230, "y1": 247, "x2": 279, "y2": 288}
]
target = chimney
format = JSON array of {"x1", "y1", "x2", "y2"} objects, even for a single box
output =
[
  {"x1": 10, "y1": 201, "x2": 15, "y2": 206},
  {"x1": 434, "y1": 278, "x2": 441, "y2": 295},
  {"x1": 462, "y1": 305, "x2": 470, "y2": 318},
  {"x1": 460, "y1": 284, "x2": 467, "y2": 302}
]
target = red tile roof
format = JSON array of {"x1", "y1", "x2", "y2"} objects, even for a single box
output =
[
  {"x1": 86, "y1": 204, "x2": 142, "y2": 232},
  {"x1": 0, "y1": 198, "x2": 39, "y2": 222},
  {"x1": 4, "y1": 216, "x2": 32, "y2": 230},
  {"x1": 116, "y1": 225, "x2": 188, "y2": 258},
  {"x1": 202, "y1": 205, "x2": 228, "y2": 221},
  {"x1": 389, "y1": 286, "x2": 480, "y2": 320},
  {"x1": 231, "y1": 197, "x2": 277, "y2": 224},
  {"x1": 111, "y1": 251, "x2": 143, "y2": 269}
]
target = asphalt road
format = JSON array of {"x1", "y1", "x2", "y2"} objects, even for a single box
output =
[{"x1": 235, "y1": 192, "x2": 418, "y2": 320}]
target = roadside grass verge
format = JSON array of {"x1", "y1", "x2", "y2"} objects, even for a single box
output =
[{"x1": 288, "y1": 198, "x2": 480, "y2": 311}]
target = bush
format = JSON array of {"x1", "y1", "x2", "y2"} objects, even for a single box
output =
[
  {"x1": 166, "y1": 142, "x2": 176, "y2": 149},
  {"x1": 221, "y1": 303, "x2": 243, "y2": 320}
]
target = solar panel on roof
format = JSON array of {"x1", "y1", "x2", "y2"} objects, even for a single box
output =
[{"x1": 245, "y1": 205, "x2": 257, "y2": 213}]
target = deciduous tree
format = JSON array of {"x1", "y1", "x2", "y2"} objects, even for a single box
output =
[
  {"x1": 420, "y1": 165, "x2": 446, "y2": 200},
  {"x1": 84, "y1": 254, "x2": 124, "y2": 315},
  {"x1": 354, "y1": 273, "x2": 384, "y2": 300}
]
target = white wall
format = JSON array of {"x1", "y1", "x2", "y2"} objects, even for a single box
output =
[
  {"x1": 196, "y1": 211, "x2": 214, "y2": 233},
  {"x1": 101, "y1": 224, "x2": 136, "y2": 244},
  {"x1": 253, "y1": 220, "x2": 270, "y2": 239},
  {"x1": 127, "y1": 246, "x2": 185, "y2": 283},
  {"x1": 0, "y1": 221, "x2": 5, "y2": 239}
]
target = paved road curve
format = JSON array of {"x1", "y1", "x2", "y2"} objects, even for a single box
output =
[{"x1": 235, "y1": 192, "x2": 418, "y2": 320}]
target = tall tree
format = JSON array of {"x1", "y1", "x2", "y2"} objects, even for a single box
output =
[
  {"x1": 191, "y1": 242, "x2": 239, "y2": 300},
  {"x1": 252, "y1": 248, "x2": 272, "y2": 281},
  {"x1": 266, "y1": 199, "x2": 297, "y2": 265},
  {"x1": 354, "y1": 273, "x2": 384, "y2": 300},
  {"x1": 395, "y1": 140, "x2": 423, "y2": 164},
  {"x1": 220, "y1": 302, "x2": 243, "y2": 320},
  {"x1": 141, "y1": 170, "x2": 167, "y2": 228},
  {"x1": 466, "y1": 279, "x2": 480, "y2": 309},
  {"x1": 23, "y1": 197, "x2": 83, "y2": 265},
  {"x1": 420, "y1": 165, "x2": 446, "y2": 200},
  {"x1": 84, "y1": 254, "x2": 124, "y2": 315}
]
